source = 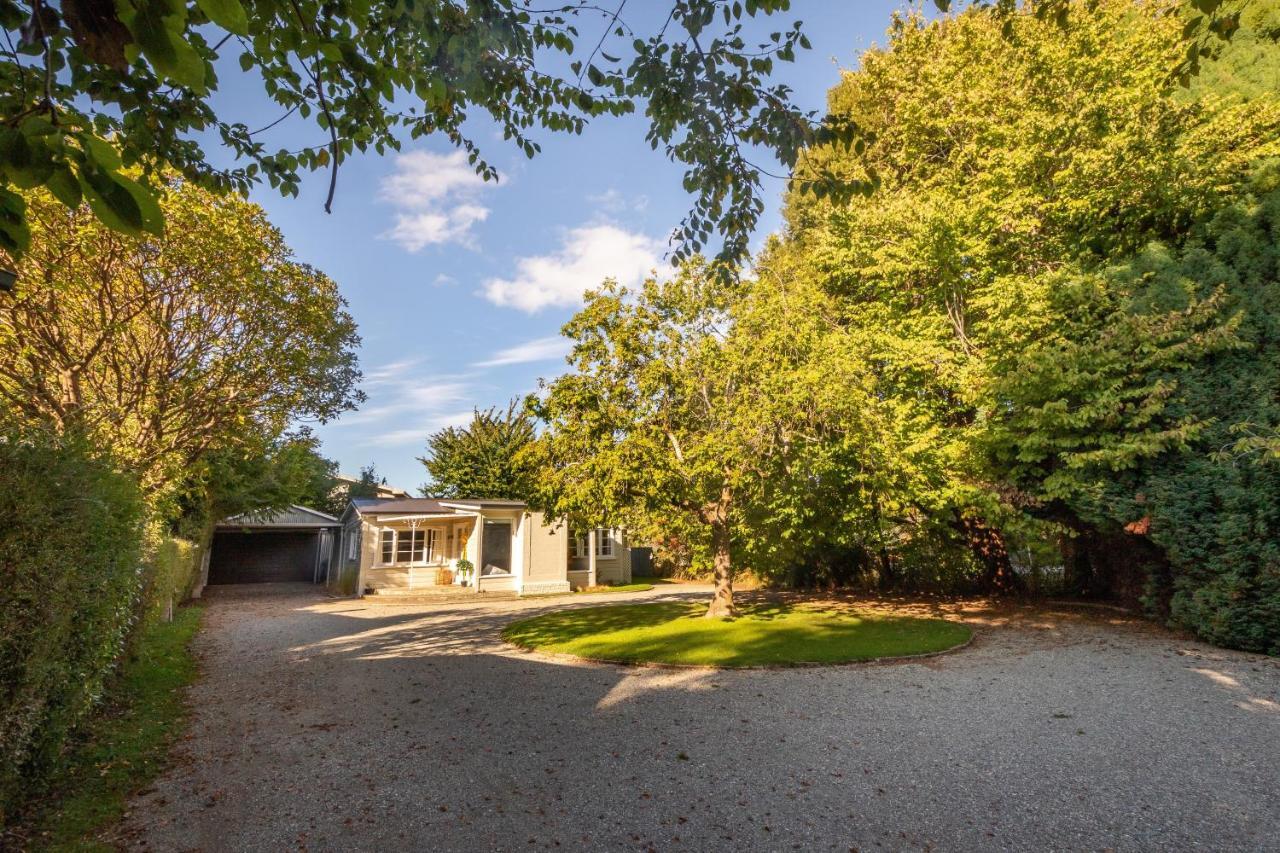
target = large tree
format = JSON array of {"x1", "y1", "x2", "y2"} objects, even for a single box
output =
[
  {"x1": 420, "y1": 400, "x2": 536, "y2": 500},
  {"x1": 0, "y1": 0, "x2": 1243, "y2": 263},
  {"x1": 0, "y1": 179, "x2": 363, "y2": 503},
  {"x1": 766, "y1": 0, "x2": 1280, "y2": 644},
  {"x1": 527, "y1": 260, "x2": 869, "y2": 616}
]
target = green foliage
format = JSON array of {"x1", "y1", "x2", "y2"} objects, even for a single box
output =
[
  {"x1": 140, "y1": 537, "x2": 199, "y2": 626},
  {"x1": 0, "y1": 0, "x2": 869, "y2": 270},
  {"x1": 0, "y1": 431, "x2": 146, "y2": 823},
  {"x1": 0, "y1": 180, "x2": 363, "y2": 505},
  {"x1": 12, "y1": 605, "x2": 202, "y2": 850},
  {"x1": 345, "y1": 463, "x2": 387, "y2": 501},
  {"x1": 763, "y1": 0, "x2": 1280, "y2": 648},
  {"x1": 420, "y1": 400, "x2": 535, "y2": 500},
  {"x1": 502, "y1": 601, "x2": 972, "y2": 667},
  {"x1": 193, "y1": 430, "x2": 344, "y2": 525},
  {"x1": 986, "y1": 175, "x2": 1280, "y2": 652}
]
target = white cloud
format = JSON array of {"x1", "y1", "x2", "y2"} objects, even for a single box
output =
[
  {"x1": 588, "y1": 188, "x2": 649, "y2": 214},
  {"x1": 368, "y1": 410, "x2": 475, "y2": 447},
  {"x1": 379, "y1": 150, "x2": 495, "y2": 251},
  {"x1": 329, "y1": 363, "x2": 482, "y2": 449},
  {"x1": 482, "y1": 224, "x2": 661, "y2": 313},
  {"x1": 473, "y1": 335, "x2": 571, "y2": 368}
]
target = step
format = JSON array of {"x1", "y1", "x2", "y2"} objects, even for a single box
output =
[{"x1": 363, "y1": 589, "x2": 518, "y2": 605}]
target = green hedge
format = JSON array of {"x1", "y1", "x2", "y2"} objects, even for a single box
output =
[
  {"x1": 0, "y1": 434, "x2": 146, "y2": 824},
  {"x1": 141, "y1": 536, "x2": 200, "y2": 626}
]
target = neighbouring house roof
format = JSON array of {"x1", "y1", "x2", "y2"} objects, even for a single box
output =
[
  {"x1": 350, "y1": 497, "x2": 529, "y2": 516},
  {"x1": 334, "y1": 473, "x2": 412, "y2": 500},
  {"x1": 217, "y1": 504, "x2": 341, "y2": 529}
]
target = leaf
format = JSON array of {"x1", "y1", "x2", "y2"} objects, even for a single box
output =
[
  {"x1": 80, "y1": 133, "x2": 122, "y2": 170},
  {"x1": 117, "y1": 0, "x2": 207, "y2": 91},
  {"x1": 46, "y1": 164, "x2": 83, "y2": 208},
  {"x1": 79, "y1": 167, "x2": 162, "y2": 237},
  {"x1": 0, "y1": 186, "x2": 30, "y2": 254},
  {"x1": 195, "y1": 0, "x2": 246, "y2": 35}
]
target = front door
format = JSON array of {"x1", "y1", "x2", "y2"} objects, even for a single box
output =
[{"x1": 482, "y1": 520, "x2": 512, "y2": 576}]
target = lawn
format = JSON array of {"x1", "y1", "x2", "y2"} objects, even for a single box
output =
[
  {"x1": 16, "y1": 605, "x2": 203, "y2": 851},
  {"x1": 502, "y1": 601, "x2": 972, "y2": 667},
  {"x1": 576, "y1": 582, "x2": 654, "y2": 594}
]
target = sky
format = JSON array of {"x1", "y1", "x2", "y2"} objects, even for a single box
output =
[{"x1": 215, "y1": 2, "x2": 916, "y2": 492}]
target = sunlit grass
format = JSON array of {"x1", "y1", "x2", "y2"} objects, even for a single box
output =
[
  {"x1": 576, "y1": 582, "x2": 654, "y2": 594},
  {"x1": 503, "y1": 601, "x2": 971, "y2": 667}
]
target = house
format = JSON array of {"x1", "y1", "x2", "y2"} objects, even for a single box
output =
[
  {"x1": 331, "y1": 497, "x2": 631, "y2": 596},
  {"x1": 332, "y1": 472, "x2": 412, "y2": 500}
]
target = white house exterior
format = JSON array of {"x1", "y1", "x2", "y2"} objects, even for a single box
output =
[{"x1": 332, "y1": 497, "x2": 630, "y2": 596}]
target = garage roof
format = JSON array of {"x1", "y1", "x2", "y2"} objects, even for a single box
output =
[{"x1": 217, "y1": 504, "x2": 341, "y2": 529}]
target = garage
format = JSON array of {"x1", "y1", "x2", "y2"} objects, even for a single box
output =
[{"x1": 207, "y1": 505, "x2": 340, "y2": 585}]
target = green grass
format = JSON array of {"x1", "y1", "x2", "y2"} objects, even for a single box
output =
[
  {"x1": 576, "y1": 582, "x2": 655, "y2": 594},
  {"x1": 19, "y1": 606, "x2": 203, "y2": 851},
  {"x1": 503, "y1": 601, "x2": 972, "y2": 667}
]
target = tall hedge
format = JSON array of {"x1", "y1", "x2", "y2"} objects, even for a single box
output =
[{"x1": 0, "y1": 433, "x2": 146, "y2": 822}]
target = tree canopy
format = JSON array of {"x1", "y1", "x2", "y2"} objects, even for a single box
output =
[
  {"x1": 0, "y1": 178, "x2": 363, "y2": 504},
  {"x1": 530, "y1": 0, "x2": 1280, "y2": 649},
  {"x1": 420, "y1": 400, "x2": 536, "y2": 500},
  {"x1": 0, "y1": 0, "x2": 1246, "y2": 266}
]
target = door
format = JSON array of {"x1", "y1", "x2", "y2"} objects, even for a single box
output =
[
  {"x1": 481, "y1": 520, "x2": 512, "y2": 576},
  {"x1": 208, "y1": 530, "x2": 318, "y2": 584}
]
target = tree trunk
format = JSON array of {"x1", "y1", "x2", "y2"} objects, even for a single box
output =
[
  {"x1": 700, "y1": 484, "x2": 735, "y2": 618},
  {"x1": 705, "y1": 515, "x2": 735, "y2": 618},
  {"x1": 952, "y1": 511, "x2": 1021, "y2": 594}
]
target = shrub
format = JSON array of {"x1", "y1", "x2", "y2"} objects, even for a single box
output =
[
  {"x1": 141, "y1": 536, "x2": 201, "y2": 626},
  {"x1": 0, "y1": 432, "x2": 146, "y2": 824}
]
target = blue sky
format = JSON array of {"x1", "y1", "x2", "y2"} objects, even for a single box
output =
[{"x1": 220, "y1": 2, "x2": 914, "y2": 492}]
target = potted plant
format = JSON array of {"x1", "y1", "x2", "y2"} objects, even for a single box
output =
[{"x1": 454, "y1": 558, "x2": 474, "y2": 586}]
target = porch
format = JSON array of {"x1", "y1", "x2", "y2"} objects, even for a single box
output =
[{"x1": 362, "y1": 510, "x2": 523, "y2": 595}]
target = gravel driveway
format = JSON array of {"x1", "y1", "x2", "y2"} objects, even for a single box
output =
[{"x1": 119, "y1": 584, "x2": 1280, "y2": 852}]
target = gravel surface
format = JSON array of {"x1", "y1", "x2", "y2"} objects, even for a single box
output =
[{"x1": 119, "y1": 584, "x2": 1280, "y2": 852}]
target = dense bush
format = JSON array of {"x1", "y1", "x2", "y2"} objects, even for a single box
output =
[
  {"x1": 141, "y1": 536, "x2": 201, "y2": 626},
  {"x1": 0, "y1": 433, "x2": 146, "y2": 823}
]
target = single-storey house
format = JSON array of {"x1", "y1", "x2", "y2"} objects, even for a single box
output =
[{"x1": 332, "y1": 497, "x2": 631, "y2": 596}]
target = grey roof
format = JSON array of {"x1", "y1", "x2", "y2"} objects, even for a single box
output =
[
  {"x1": 351, "y1": 497, "x2": 527, "y2": 515},
  {"x1": 218, "y1": 504, "x2": 340, "y2": 529}
]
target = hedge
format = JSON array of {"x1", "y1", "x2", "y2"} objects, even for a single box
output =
[{"x1": 0, "y1": 433, "x2": 146, "y2": 824}]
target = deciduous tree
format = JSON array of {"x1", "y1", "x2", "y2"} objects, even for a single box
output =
[{"x1": 0, "y1": 179, "x2": 363, "y2": 504}]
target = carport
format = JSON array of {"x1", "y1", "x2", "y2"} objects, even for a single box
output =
[{"x1": 208, "y1": 505, "x2": 340, "y2": 585}]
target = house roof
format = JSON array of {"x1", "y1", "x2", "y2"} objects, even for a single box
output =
[
  {"x1": 217, "y1": 504, "x2": 341, "y2": 529},
  {"x1": 351, "y1": 497, "x2": 451, "y2": 515},
  {"x1": 350, "y1": 497, "x2": 528, "y2": 516}
]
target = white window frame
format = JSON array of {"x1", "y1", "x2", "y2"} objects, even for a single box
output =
[
  {"x1": 379, "y1": 527, "x2": 439, "y2": 565},
  {"x1": 571, "y1": 528, "x2": 616, "y2": 559}
]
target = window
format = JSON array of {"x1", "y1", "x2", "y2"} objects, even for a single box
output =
[
  {"x1": 347, "y1": 529, "x2": 359, "y2": 560},
  {"x1": 381, "y1": 528, "x2": 432, "y2": 564},
  {"x1": 571, "y1": 528, "x2": 616, "y2": 558}
]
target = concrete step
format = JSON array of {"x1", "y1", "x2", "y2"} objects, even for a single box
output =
[{"x1": 363, "y1": 588, "x2": 518, "y2": 605}]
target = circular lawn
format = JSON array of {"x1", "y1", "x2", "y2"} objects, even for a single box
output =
[{"x1": 502, "y1": 601, "x2": 972, "y2": 668}]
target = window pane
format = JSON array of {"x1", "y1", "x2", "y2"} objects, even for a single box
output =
[
  {"x1": 596, "y1": 529, "x2": 613, "y2": 557},
  {"x1": 426, "y1": 529, "x2": 437, "y2": 561},
  {"x1": 396, "y1": 531, "x2": 413, "y2": 562},
  {"x1": 411, "y1": 529, "x2": 426, "y2": 561},
  {"x1": 381, "y1": 530, "x2": 393, "y2": 563}
]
